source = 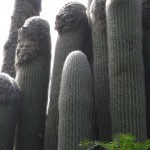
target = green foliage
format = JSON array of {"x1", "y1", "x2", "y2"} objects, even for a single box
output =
[{"x1": 80, "y1": 134, "x2": 150, "y2": 150}]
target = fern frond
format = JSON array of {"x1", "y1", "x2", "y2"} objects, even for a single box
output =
[{"x1": 79, "y1": 134, "x2": 150, "y2": 150}]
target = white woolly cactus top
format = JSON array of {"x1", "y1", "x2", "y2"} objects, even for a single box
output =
[
  {"x1": 15, "y1": 16, "x2": 51, "y2": 67},
  {"x1": 55, "y1": 2, "x2": 87, "y2": 33},
  {"x1": 21, "y1": 16, "x2": 50, "y2": 40}
]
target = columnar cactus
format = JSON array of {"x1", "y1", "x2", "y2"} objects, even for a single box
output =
[
  {"x1": 58, "y1": 51, "x2": 93, "y2": 150},
  {"x1": 87, "y1": 0, "x2": 93, "y2": 12},
  {"x1": 106, "y1": 0, "x2": 147, "y2": 141},
  {"x1": 2, "y1": 0, "x2": 42, "y2": 78},
  {"x1": 85, "y1": 0, "x2": 93, "y2": 72},
  {"x1": 15, "y1": 16, "x2": 51, "y2": 150},
  {"x1": 0, "y1": 73, "x2": 21, "y2": 150},
  {"x1": 44, "y1": 2, "x2": 89, "y2": 150},
  {"x1": 142, "y1": 0, "x2": 150, "y2": 138},
  {"x1": 90, "y1": 0, "x2": 111, "y2": 141}
]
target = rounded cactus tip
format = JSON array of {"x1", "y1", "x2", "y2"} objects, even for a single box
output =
[
  {"x1": 16, "y1": 16, "x2": 50, "y2": 67},
  {"x1": 64, "y1": 50, "x2": 88, "y2": 67},
  {"x1": 55, "y1": 2, "x2": 87, "y2": 33},
  {"x1": 0, "y1": 73, "x2": 21, "y2": 109},
  {"x1": 67, "y1": 50, "x2": 87, "y2": 59},
  {"x1": 90, "y1": 0, "x2": 106, "y2": 25},
  {"x1": 19, "y1": 16, "x2": 50, "y2": 39},
  {"x1": 142, "y1": 0, "x2": 150, "y2": 29}
]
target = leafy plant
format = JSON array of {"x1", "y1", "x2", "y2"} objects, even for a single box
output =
[{"x1": 79, "y1": 134, "x2": 150, "y2": 150}]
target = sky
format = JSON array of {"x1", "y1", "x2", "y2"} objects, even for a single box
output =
[{"x1": 0, "y1": 0, "x2": 87, "y2": 69}]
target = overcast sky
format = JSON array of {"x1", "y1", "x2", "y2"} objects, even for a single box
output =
[{"x1": 0, "y1": 0, "x2": 87, "y2": 69}]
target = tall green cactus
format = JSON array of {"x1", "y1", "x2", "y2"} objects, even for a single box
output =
[
  {"x1": 90, "y1": 0, "x2": 111, "y2": 141},
  {"x1": 1, "y1": 0, "x2": 42, "y2": 78},
  {"x1": 142, "y1": 0, "x2": 150, "y2": 138},
  {"x1": 58, "y1": 51, "x2": 93, "y2": 150},
  {"x1": 44, "y1": 2, "x2": 89, "y2": 150},
  {"x1": 15, "y1": 16, "x2": 51, "y2": 150},
  {"x1": 0, "y1": 73, "x2": 21, "y2": 150},
  {"x1": 106, "y1": 0, "x2": 147, "y2": 141}
]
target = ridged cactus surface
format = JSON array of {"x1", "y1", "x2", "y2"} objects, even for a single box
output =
[
  {"x1": 0, "y1": 73, "x2": 21, "y2": 150},
  {"x1": 58, "y1": 51, "x2": 93, "y2": 150},
  {"x1": 87, "y1": 0, "x2": 93, "y2": 12},
  {"x1": 44, "y1": 3, "x2": 88, "y2": 150},
  {"x1": 90, "y1": 0, "x2": 111, "y2": 141},
  {"x1": 142, "y1": 0, "x2": 150, "y2": 138},
  {"x1": 15, "y1": 16, "x2": 51, "y2": 150},
  {"x1": 106, "y1": 0, "x2": 147, "y2": 141},
  {"x1": 1, "y1": 0, "x2": 42, "y2": 78}
]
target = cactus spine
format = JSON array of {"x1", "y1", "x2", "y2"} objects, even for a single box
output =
[
  {"x1": 15, "y1": 17, "x2": 51, "y2": 150},
  {"x1": 106, "y1": 0, "x2": 147, "y2": 141},
  {"x1": 90, "y1": 0, "x2": 111, "y2": 141},
  {"x1": 58, "y1": 51, "x2": 93, "y2": 150},
  {"x1": 1, "y1": 0, "x2": 42, "y2": 78},
  {"x1": 44, "y1": 3, "x2": 89, "y2": 150},
  {"x1": 0, "y1": 73, "x2": 21, "y2": 150},
  {"x1": 142, "y1": 0, "x2": 150, "y2": 138}
]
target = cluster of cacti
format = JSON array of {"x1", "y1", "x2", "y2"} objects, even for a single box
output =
[
  {"x1": 1, "y1": 0, "x2": 42, "y2": 78},
  {"x1": 1, "y1": 0, "x2": 150, "y2": 149}
]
